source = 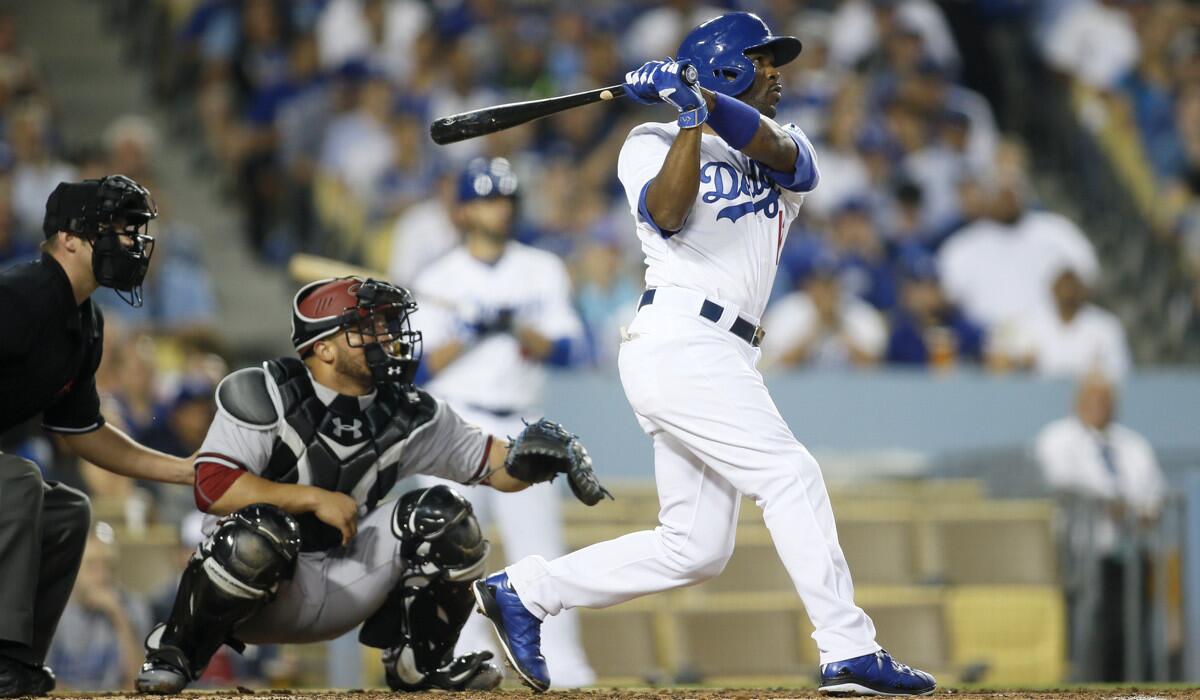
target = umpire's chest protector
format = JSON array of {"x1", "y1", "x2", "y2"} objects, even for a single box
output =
[{"x1": 258, "y1": 357, "x2": 436, "y2": 551}]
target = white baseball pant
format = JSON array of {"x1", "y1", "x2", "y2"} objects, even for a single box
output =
[{"x1": 505, "y1": 294, "x2": 881, "y2": 665}]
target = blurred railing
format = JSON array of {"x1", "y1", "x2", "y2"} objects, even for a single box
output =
[{"x1": 1055, "y1": 493, "x2": 1187, "y2": 682}]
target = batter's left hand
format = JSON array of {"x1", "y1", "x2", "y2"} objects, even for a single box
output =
[{"x1": 623, "y1": 60, "x2": 668, "y2": 104}]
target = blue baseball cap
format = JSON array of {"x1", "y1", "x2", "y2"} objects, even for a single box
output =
[{"x1": 457, "y1": 157, "x2": 520, "y2": 203}]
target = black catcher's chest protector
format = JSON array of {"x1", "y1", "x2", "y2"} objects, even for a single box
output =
[{"x1": 260, "y1": 357, "x2": 436, "y2": 551}]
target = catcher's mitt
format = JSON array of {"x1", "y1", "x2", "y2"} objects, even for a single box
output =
[{"x1": 504, "y1": 419, "x2": 614, "y2": 506}]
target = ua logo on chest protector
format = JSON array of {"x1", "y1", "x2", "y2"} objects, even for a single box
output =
[
  {"x1": 700, "y1": 160, "x2": 780, "y2": 223},
  {"x1": 331, "y1": 417, "x2": 364, "y2": 441}
]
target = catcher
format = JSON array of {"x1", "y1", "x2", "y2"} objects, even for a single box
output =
[{"x1": 135, "y1": 276, "x2": 610, "y2": 694}]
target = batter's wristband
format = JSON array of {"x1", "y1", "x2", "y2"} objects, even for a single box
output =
[
  {"x1": 678, "y1": 103, "x2": 709, "y2": 129},
  {"x1": 707, "y1": 92, "x2": 761, "y2": 150}
]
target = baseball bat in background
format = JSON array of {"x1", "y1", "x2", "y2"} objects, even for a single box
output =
[
  {"x1": 286, "y1": 253, "x2": 458, "y2": 309},
  {"x1": 287, "y1": 253, "x2": 384, "y2": 283},
  {"x1": 430, "y1": 64, "x2": 698, "y2": 145}
]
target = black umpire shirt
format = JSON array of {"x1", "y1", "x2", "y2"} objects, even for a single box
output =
[{"x1": 0, "y1": 252, "x2": 106, "y2": 435}]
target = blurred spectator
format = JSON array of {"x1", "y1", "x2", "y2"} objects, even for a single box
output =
[
  {"x1": 804, "y1": 80, "x2": 871, "y2": 217},
  {"x1": 318, "y1": 72, "x2": 395, "y2": 205},
  {"x1": 937, "y1": 150, "x2": 1100, "y2": 334},
  {"x1": 1042, "y1": 0, "x2": 1140, "y2": 90},
  {"x1": 761, "y1": 251, "x2": 888, "y2": 369},
  {"x1": 885, "y1": 254, "x2": 984, "y2": 367},
  {"x1": 315, "y1": 0, "x2": 430, "y2": 83},
  {"x1": 827, "y1": 198, "x2": 897, "y2": 311},
  {"x1": 622, "y1": 2, "x2": 726, "y2": 65},
  {"x1": 1006, "y1": 265, "x2": 1132, "y2": 380},
  {"x1": 828, "y1": 0, "x2": 961, "y2": 75},
  {"x1": 8, "y1": 103, "x2": 76, "y2": 239},
  {"x1": 386, "y1": 172, "x2": 458, "y2": 288},
  {"x1": 0, "y1": 175, "x2": 35, "y2": 269},
  {"x1": 242, "y1": 31, "x2": 336, "y2": 253},
  {"x1": 573, "y1": 227, "x2": 641, "y2": 367},
  {"x1": 1035, "y1": 372, "x2": 1165, "y2": 680},
  {"x1": 103, "y1": 114, "x2": 159, "y2": 184},
  {"x1": 143, "y1": 377, "x2": 217, "y2": 459},
  {"x1": 47, "y1": 524, "x2": 150, "y2": 690}
]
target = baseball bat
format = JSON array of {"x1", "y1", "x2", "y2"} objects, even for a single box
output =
[
  {"x1": 287, "y1": 253, "x2": 384, "y2": 283},
  {"x1": 430, "y1": 65, "x2": 698, "y2": 145},
  {"x1": 286, "y1": 253, "x2": 459, "y2": 309}
]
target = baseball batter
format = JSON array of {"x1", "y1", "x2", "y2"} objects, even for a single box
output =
[
  {"x1": 473, "y1": 13, "x2": 935, "y2": 696},
  {"x1": 133, "y1": 277, "x2": 610, "y2": 694},
  {"x1": 412, "y1": 158, "x2": 595, "y2": 687}
]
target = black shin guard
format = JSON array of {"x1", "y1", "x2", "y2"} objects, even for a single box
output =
[
  {"x1": 145, "y1": 505, "x2": 301, "y2": 679},
  {"x1": 361, "y1": 486, "x2": 497, "y2": 690}
]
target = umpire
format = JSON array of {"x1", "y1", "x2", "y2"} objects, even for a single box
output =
[{"x1": 0, "y1": 175, "x2": 193, "y2": 697}]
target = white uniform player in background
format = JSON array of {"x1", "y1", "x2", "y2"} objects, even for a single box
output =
[
  {"x1": 412, "y1": 158, "x2": 595, "y2": 687},
  {"x1": 471, "y1": 13, "x2": 935, "y2": 696}
]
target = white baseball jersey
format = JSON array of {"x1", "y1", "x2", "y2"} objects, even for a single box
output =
[
  {"x1": 507, "y1": 119, "x2": 886, "y2": 665},
  {"x1": 616, "y1": 120, "x2": 819, "y2": 321},
  {"x1": 413, "y1": 242, "x2": 583, "y2": 412}
]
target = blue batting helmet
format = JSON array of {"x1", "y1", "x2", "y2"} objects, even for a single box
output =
[
  {"x1": 457, "y1": 157, "x2": 520, "y2": 203},
  {"x1": 677, "y1": 12, "x2": 802, "y2": 97}
]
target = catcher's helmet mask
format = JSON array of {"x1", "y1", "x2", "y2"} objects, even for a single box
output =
[
  {"x1": 42, "y1": 174, "x2": 158, "y2": 307},
  {"x1": 292, "y1": 277, "x2": 423, "y2": 390},
  {"x1": 677, "y1": 12, "x2": 802, "y2": 98}
]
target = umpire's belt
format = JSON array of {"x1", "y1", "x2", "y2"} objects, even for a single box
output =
[{"x1": 638, "y1": 288, "x2": 765, "y2": 348}]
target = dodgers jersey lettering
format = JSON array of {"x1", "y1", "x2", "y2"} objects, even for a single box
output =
[{"x1": 617, "y1": 121, "x2": 819, "y2": 322}]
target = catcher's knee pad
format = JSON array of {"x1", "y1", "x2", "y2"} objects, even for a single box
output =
[
  {"x1": 393, "y1": 485, "x2": 489, "y2": 582},
  {"x1": 207, "y1": 504, "x2": 303, "y2": 593},
  {"x1": 147, "y1": 505, "x2": 301, "y2": 679}
]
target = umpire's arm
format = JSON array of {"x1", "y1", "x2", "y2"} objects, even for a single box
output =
[{"x1": 61, "y1": 423, "x2": 194, "y2": 485}]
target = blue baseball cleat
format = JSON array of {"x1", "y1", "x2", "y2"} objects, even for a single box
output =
[
  {"x1": 472, "y1": 572, "x2": 550, "y2": 692},
  {"x1": 819, "y1": 650, "x2": 936, "y2": 696}
]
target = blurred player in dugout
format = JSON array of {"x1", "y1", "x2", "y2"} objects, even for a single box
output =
[
  {"x1": 412, "y1": 157, "x2": 595, "y2": 686},
  {"x1": 0, "y1": 175, "x2": 193, "y2": 697}
]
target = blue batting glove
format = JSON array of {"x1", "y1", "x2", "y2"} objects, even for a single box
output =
[
  {"x1": 654, "y1": 59, "x2": 707, "y2": 128},
  {"x1": 623, "y1": 60, "x2": 667, "y2": 105}
]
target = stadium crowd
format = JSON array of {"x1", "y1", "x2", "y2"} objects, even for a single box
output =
[
  {"x1": 113, "y1": 0, "x2": 1194, "y2": 377},
  {"x1": 0, "y1": 0, "x2": 1194, "y2": 690}
]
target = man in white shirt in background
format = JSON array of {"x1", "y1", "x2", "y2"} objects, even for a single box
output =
[
  {"x1": 1008, "y1": 264, "x2": 1132, "y2": 380},
  {"x1": 412, "y1": 158, "x2": 595, "y2": 687},
  {"x1": 761, "y1": 250, "x2": 888, "y2": 370},
  {"x1": 1035, "y1": 372, "x2": 1166, "y2": 681},
  {"x1": 938, "y1": 163, "x2": 1099, "y2": 339},
  {"x1": 1041, "y1": 0, "x2": 1140, "y2": 91}
]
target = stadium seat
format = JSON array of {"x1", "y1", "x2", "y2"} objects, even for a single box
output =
[
  {"x1": 578, "y1": 600, "x2": 665, "y2": 682},
  {"x1": 857, "y1": 586, "x2": 949, "y2": 673},
  {"x1": 926, "y1": 500, "x2": 1057, "y2": 585},
  {"x1": 945, "y1": 585, "x2": 1067, "y2": 685}
]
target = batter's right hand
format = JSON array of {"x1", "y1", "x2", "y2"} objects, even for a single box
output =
[{"x1": 311, "y1": 489, "x2": 359, "y2": 545}]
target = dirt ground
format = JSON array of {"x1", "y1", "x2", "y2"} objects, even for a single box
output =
[{"x1": 49, "y1": 688, "x2": 1200, "y2": 700}]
